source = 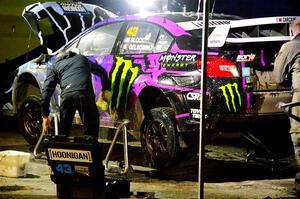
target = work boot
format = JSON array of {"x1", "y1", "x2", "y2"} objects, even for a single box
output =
[
  {"x1": 291, "y1": 133, "x2": 300, "y2": 147},
  {"x1": 295, "y1": 172, "x2": 300, "y2": 196},
  {"x1": 291, "y1": 133, "x2": 300, "y2": 195},
  {"x1": 291, "y1": 133, "x2": 300, "y2": 168}
]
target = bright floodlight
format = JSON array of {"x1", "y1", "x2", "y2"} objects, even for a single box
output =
[{"x1": 128, "y1": 0, "x2": 158, "y2": 12}]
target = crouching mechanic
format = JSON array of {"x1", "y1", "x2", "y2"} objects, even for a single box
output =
[
  {"x1": 41, "y1": 50, "x2": 110, "y2": 140},
  {"x1": 273, "y1": 18, "x2": 300, "y2": 194}
]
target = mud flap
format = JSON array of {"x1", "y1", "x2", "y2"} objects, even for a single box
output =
[{"x1": 242, "y1": 119, "x2": 294, "y2": 160}]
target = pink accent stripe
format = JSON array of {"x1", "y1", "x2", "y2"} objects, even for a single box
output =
[
  {"x1": 176, "y1": 113, "x2": 190, "y2": 119},
  {"x1": 239, "y1": 50, "x2": 251, "y2": 110}
]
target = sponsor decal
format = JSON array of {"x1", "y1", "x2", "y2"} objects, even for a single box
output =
[
  {"x1": 177, "y1": 20, "x2": 231, "y2": 31},
  {"x1": 208, "y1": 25, "x2": 230, "y2": 48},
  {"x1": 159, "y1": 53, "x2": 196, "y2": 63},
  {"x1": 110, "y1": 56, "x2": 140, "y2": 112},
  {"x1": 74, "y1": 165, "x2": 90, "y2": 176},
  {"x1": 190, "y1": 108, "x2": 200, "y2": 119},
  {"x1": 187, "y1": 92, "x2": 200, "y2": 101},
  {"x1": 159, "y1": 53, "x2": 197, "y2": 68},
  {"x1": 209, "y1": 39, "x2": 221, "y2": 44},
  {"x1": 276, "y1": 17, "x2": 296, "y2": 23},
  {"x1": 58, "y1": 2, "x2": 87, "y2": 13},
  {"x1": 242, "y1": 67, "x2": 251, "y2": 77},
  {"x1": 236, "y1": 54, "x2": 256, "y2": 62},
  {"x1": 218, "y1": 83, "x2": 242, "y2": 112},
  {"x1": 162, "y1": 63, "x2": 188, "y2": 67},
  {"x1": 48, "y1": 148, "x2": 93, "y2": 163}
]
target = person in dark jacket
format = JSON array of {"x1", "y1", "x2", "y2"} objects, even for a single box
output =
[
  {"x1": 41, "y1": 50, "x2": 110, "y2": 139},
  {"x1": 273, "y1": 18, "x2": 300, "y2": 194}
]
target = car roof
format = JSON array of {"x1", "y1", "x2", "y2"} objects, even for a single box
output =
[{"x1": 154, "y1": 12, "x2": 243, "y2": 22}]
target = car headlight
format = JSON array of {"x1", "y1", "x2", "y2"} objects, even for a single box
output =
[{"x1": 158, "y1": 71, "x2": 200, "y2": 87}]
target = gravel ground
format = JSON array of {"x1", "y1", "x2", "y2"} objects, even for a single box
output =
[{"x1": 0, "y1": 120, "x2": 298, "y2": 199}]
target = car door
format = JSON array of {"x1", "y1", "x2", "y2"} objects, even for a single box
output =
[{"x1": 76, "y1": 21, "x2": 124, "y2": 122}]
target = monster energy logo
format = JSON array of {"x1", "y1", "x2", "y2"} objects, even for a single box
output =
[
  {"x1": 218, "y1": 83, "x2": 241, "y2": 112},
  {"x1": 110, "y1": 56, "x2": 139, "y2": 112}
]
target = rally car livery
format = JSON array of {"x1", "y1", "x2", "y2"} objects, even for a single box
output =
[{"x1": 11, "y1": 2, "x2": 299, "y2": 167}]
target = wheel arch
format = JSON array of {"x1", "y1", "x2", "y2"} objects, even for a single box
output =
[
  {"x1": 12, "y1": 72, "x2": 42, "y2": 114},
  {"x1": 138, "y1": 86, "x2": 173, "y2": 119}
]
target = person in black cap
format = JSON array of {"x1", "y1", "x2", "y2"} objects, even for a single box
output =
[{"x1": 41, "y1": 50, "x2": 110, "y2": 139}]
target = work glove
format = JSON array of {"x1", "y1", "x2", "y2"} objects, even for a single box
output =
[{"x1": 42, "y1": 116, "x2": 50, "y2": 135}]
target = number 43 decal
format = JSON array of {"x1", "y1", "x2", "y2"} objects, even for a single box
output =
[
  {"x1": 127, "y1": 26, "x2": 138, "y2": 37},
  {"x1": 56, "y1": 163, "x2": 72, "y2": 174}
]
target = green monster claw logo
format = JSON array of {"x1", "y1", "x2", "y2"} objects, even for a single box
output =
[
  {"x1": 218, "y1": 83, "x2": 242, "y2": 112},
  {"x1": 110, "y1": 56, "x2": 139, "y2": 113}
]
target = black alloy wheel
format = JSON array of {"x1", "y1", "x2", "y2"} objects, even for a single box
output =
[
  {"x1": 18, "y1": 96, "x2": 43, "y2": 145},
  {"x1": 141, "y1": 107, "x2": 178, "y2": 168}
]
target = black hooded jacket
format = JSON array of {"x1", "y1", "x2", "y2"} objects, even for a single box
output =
[{"x1": 41, "y1": 51, "x2": 110, "y2": 117}]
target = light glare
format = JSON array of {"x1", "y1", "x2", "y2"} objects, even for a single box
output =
[{"x1": 128, "y1": 0, "x2": 158, "y2": 12}]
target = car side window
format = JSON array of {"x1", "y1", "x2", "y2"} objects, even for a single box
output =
[
  {"x1": 63, "y1": 40, "x2": 79, "y2": 53},
  {"x1": 118, "y1": 22, "x2": 160, "y2": 54},
  {"x1": 154, "y1": 29, "x2": 173, "y2": 53},
  {"x1": 78, "y1": 22, "x2": 123, "y2": 56}
]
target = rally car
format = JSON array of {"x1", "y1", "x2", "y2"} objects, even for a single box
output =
[{"x1": 11, "y1": 2, "x2": 299, "y2": 167}]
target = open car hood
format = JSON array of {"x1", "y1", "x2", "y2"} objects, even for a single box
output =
[{"x1": 22, "y1": 2, "x2": 117, "y2": 53}]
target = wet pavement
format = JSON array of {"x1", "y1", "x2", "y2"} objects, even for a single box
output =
[{"x1": 0, "y1": 117, "x2": 298, "y2": 199}]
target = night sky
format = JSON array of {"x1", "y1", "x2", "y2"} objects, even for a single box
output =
[{"x1": 85, "y1": 0, "x2": 300, "y2": 18}]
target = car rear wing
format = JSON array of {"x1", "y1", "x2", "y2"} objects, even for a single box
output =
[
  {"x1": 215, "y1": 16, "x2": 300, "y2": 47},
  {"x1": 225, "y1": 16, "x2": 300, "y2": 45},
  {"x1": 178, "y1": 16, "x2": 300, "y2": 48}
]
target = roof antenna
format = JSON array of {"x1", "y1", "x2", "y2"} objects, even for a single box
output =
[
  {"x1": 210, "y1": 0, "x2": 216, "y2": 17},
  {"x1": 197, "y1": 0, "x2": 202, "y2": 20},
  {"x1": 162, "y1": 0, "x2": 168, "y2": 12}
]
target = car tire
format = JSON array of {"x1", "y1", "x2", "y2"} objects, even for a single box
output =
[
  {"x1": 141, "y1": 107, "x2": 179, "y2": 168},
  {"x1": 18, "y1": 95, "x2": 43, "y2": 145}
]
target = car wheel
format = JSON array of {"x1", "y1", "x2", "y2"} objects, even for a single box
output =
[
  {"x1": 18, "y1": 95, "x2": 43, "y2": 145},
  {"x1": 141, "y1": 107, "x2": 179, "y2": 168}
]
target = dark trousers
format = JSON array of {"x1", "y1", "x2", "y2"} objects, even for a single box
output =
[{"x1": 59, "y1": 90, "x2": 99, "y2": 138}]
